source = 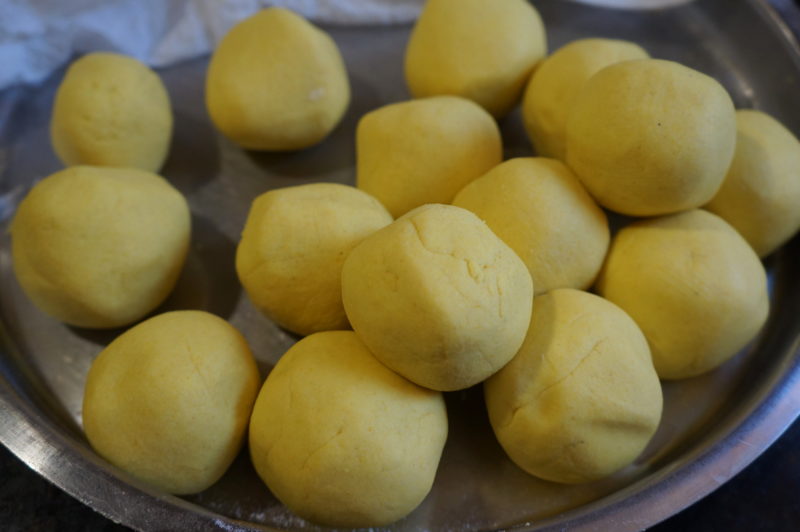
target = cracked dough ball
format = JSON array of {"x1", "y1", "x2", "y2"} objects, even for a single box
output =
[
  {"x1": 356, "y1": 96, "x2": 502, "y2": 218},
  {"x1": 705, "y1": 109, "x2": 800, "y2": 257},
  {"x1": 522, "y1": 38, "x2": 649, "y2": 160},
  {"x1": 235, "y1": 183, "x2": 392, "y2": 336},
  {"x1": 206, "y1": 8, "x2": 349, "y2": 151},
  {"x1": 565, "y1": 59, "x2": 736, "y2": 216},
  {"x1": 10, "y1": 165, "x2": 190, "y2": 329},
  {"x1": 341, "y1": 204, "x2": 533, "y2": 391},
  {"x1": 50, "y1": 52, "x2": 172, "y2": 173},
  {"x1": 453, "y1": 157, "x2": 609, "y2": 295},
  {"x1": 597, "y1": 210, "x2": 769, "y2": 380},
  {"x1": 83, "y1": 311, "x2": 260, "y2": 495},
  {"x1": 485, "y1": 289, "x2": 662, "y2": 484},
  {"x1": 405, "y1": 0, "x2": 547, "y2": 118},
  {"x1": 249, "y1": 331, "x2": 447, "y2": 527}
]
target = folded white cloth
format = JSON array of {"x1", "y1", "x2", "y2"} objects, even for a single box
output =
[{"x1": 0, "y1": 0, "x2": 425, "y2": 90}]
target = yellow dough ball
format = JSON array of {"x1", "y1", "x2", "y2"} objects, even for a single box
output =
[
  {"x1": 485, "y1": 289, "x2": 662, "y2": 484},
  {"x1": 10, "y1": 166, "x2": 190, "y2": 329},
  {"x1": 249, "y1": 331, "x2": 447, "y2": 528},
  {"x1": 83, "y1": 311, "x2": 260, "y2": 495},
  {"x1": 235, "y1": 183, "x2": 393, "y2": 336},
  {"x1": 405, "y1": 0, "x2": 547, "y2": 117},
  {"x1": 522, "y1": 38, "x2": 649, "y2": 159},
  {"x1": 565, "y1": 59, "x2": 736, "y2": 216},
  {"x1": 356, "y1": 96, "x2": 502, "y2": 218},
  {"x1": 206, "y1": 8, "x2": 350, "y2": 151},
  {"x1": 341, "y1": 204, "x2": 533, "y2": 391},
  {"x1": 453, "y1": 157, "x2": 609, "y2": 295},
  {"x1": 50, "y1": 52, "x2": 172, "y2": 173},
  {"x1": 705, "y1": 109, "x2": 800, "y2": 257},
  {"x1": 597, "y1": 210, "x2": 769, "y2": 380}
]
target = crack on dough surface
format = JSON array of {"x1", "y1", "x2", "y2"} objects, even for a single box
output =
[
  {"x1": 407, "y1": 216, "x2": 502, "y2": 308},
  {"x1": 534, "y1": 338, "x2": 605, "y2": 402},
  {"x1": 408, "y1": 217, "x2": 484, "y2": 271},
  {"x1": 183, "y1": 336, "x2": 216, "y2": 406},
  {"x1": 495, "y1": 277, "x2": 505, "y2": 319},
  {"x1": 301, "y1": 426, "x2": 346, "y2": 472},
  {"x1": 504, "y1": 337, "x2": 607, "y2": 429}
]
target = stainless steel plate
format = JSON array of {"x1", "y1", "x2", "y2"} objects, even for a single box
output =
[{"x1": 2, "y1": 0, "x2": 800, "y2": 530}]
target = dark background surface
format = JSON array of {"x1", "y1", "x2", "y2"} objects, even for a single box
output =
[{"x1": 2, "y1": 0, "x2": 800, "y2": 531}]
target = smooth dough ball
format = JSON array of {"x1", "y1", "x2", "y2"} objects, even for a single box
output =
[
  {"x1": 50, "y1": 52, "x2": 172, "y2": 173},
  {"x1": 596, "y1": 209, "x2": 769, "y2": 380},
  {"x1": 10, "y1": 166, "x2": 190, "y2": 329},
  {"x1": 206, "y1": 8, "x2": 349, "y2": 151},
  {"x1": 235, "y1": 183, "x2": 392, "y2": 336},
  {"x1": 522, "y1": 38, "x2": 649, "y2": 160},
  {"x1": 83, "y1": 311, "x2": 260, "y2": 495},
  {"x1": 453, "y1": 157, "x2": 609, "y2": 295},
  {"x1": 485, "y1": 289, "x2": 662, "y2": 484},
  {"x1": 249, "y1": 331, "x2": 447, "y2": 527},
  {"x1": 341, "y1": 204, "x2": 533, "y2": 391},
  {"x1": 705, "y1": 109, "x2": 800, "y2": 257},
  {"x1": 405, "y1": 0, "x2": 547, "y2": 117},
  {"x1": 565, "y1": 59, "x2": 736, "y2": 216},
  {"x1": 356, "y1": 96, "x2": 502, "y2": 218}
]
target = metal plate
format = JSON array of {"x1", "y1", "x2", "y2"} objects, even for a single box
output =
[{"x1": 1, "y1": 0, "x2": 800, "y2": 530}]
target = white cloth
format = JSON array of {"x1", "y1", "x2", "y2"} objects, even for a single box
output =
[
  {"x1": 0, "y1": 0, "x2": 698, "y2": 90},
  {"x1": 0, "y1": 0, "x2": 425, "y2": 89}
]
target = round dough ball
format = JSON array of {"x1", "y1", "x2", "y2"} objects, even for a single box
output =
[
  {"x1": 50, "y1": 52, "x2": 172, "y2": 173},
  {"x1": 206, "y1": 8, "x2": 350, "y2": 151},
  {"x1": 485, "y1": 289, "x2": 662, "y2": 484},
  {"x1": 405, "y1": 0, "x2": 547, "y2": 118},
  {"x1": 83, "y1": 311, "x2": 260, "y2": 495},
  {"x1": 522, "y1": 38, "x2": 649, "y2": 160},
  {"x1": 10, "y1": 166, "x2": 190, "y2": 329},
  {"x1": 705, "y1": 109, "x2": 800, "y2": 257},
  {"x1": 235, "y1": 183, "x2": 392, "y2": 336},
  {"x1": 356, "y1": 96, "x2": 502, "y2": 218},
  {"x1": 341, "y1": 204, "x2": 533, "y2": 391},
  {"x1": 565, "y1": 59, "x2": 736, "y2": 216},
  {"x1": 597, "y1": 210, "x2": 769, "y2": 380},
  {"x1": 453, "y1": 157, "x2": 609, "y2": 295},
  {"x1": 249, "y1": 331, "x2": 447, "y2": 527}
]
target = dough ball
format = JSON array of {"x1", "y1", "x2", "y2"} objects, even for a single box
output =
[
  {"x1": 357, "y1": 96, "x2": 502, "y2": 218},
  {"x1": 453, "y1": 157, "x2": 609, "y2": 295},
  {"x1": 50, "y1": 52, "x2": 172, "y2": 173},
  {"x1": 565, "y1": 59, "x2": 736, "y2": 216},
  {"x1": 10, "y1": 166, "x2": 190, "y2": 329},
  {"x1": 485, "y1": 289, "x2": 662, "y2": 484},
  {"x1": 249, "y1": 331, "x2": 447, "y2": 527},
  {"x1": 206, "y1": 8, "x2": 350, "y2": 151},
  {"x1": 235, "y1": 183, "x2": 392, "y2": 336},
  {"x1": 83, "y1": 311, "x2": 260, "y2": 495},
  {"x1": 596, "y1": 210, "x2": 769, "y2": 380},
  {"x1": 405, "y1": 0, "x2": 547, "y2": 117},
  {"x1": 341, "y1": 204, "x2": 533, "y2": 391},
  {"x1": 705, "y1": 109, "x2": 800, "y2": 257},
  {"x1": 522, "y1": 38, "x2": 649, "y2": 159}
]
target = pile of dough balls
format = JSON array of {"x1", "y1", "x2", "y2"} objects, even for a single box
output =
[
  {"x1": 235, "y1": 1, "x2": 794, "y2": 525},
  {"x1": 10, "y1": 0, "x2": 800, "y2": 529}
]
